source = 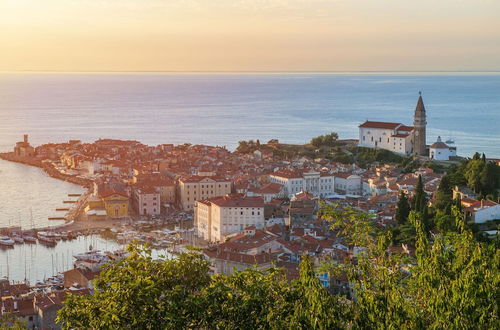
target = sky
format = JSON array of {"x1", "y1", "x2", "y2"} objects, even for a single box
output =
[{"x1": 1, "y1": 0, "x2": 499, "y2": 72}]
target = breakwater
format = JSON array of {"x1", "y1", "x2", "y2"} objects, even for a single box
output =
[{"x1": 0, "y1": 153, "x2": 93, "y2": 188}]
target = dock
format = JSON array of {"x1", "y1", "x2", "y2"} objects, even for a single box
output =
[
  {"x1": 55, "y1": 208, "x2": 70, "y2": 211},
  {"x1": 63, "y1": 200, "x2": 77, "y2": 204},
  {"x1": 48, "y1": 217, "x2": 66, "y2": 220},
  {"x1": 68, "y1": 193, "x2": 82, "y2": 197}
]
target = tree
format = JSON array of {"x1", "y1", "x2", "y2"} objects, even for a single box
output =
[
  {"x1": 0, "y1": 313, "x2": 25, "y2": 330},
  {"x1": 465, "y1": 159, "x2": 485, "y2": 193},
  {"x1": 57, "y1": 246, "x2": 211, "y2": 329},
  {"x1": 412, "y1": 175, "x2": 427, "y2": 213},
  {"x1": 310, "y1": 132, "x2": 339, "y2": 148},
  {"x1": 395, "y1": 191, "x2": 410, "y2": 224},
  {"x1": 433, "y1": 175, "x2": 453, "y2": 211},
  {"x1": 480, "y1": 161, "x2": 499, "y2": 197}
]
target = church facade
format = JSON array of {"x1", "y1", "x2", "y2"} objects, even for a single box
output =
[{"x1": 358, "y1": 94, "x2": 427, "y2": 156}]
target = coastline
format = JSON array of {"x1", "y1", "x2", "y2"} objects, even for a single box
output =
[{"x1": 0, "y1": 152, "x2": 93, "y2": 225}]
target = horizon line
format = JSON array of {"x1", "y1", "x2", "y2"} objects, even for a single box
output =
[{"x1": 2, "y1": 69, "x2": 500, "y2": 75}]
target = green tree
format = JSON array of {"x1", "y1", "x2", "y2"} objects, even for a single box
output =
[
  {"x1": 0, "y1": 313, "x2": 25, "y2": 330},
  {"x1": 464, "y1": 159, "x2": 485, "y2": 193},
  {"x1": 395, "y1": 191, "x2": 410, "y2": 224},
  {"x1": 480, "y1": 161, "x2": 499, "y2": 196},
  {"x1": 195, "y1": 267, "x2": 294, "y2": 329},
  {"x1": 433, "y1": 175, "x2": 453, "y2": 211},
  {"x1": 412, "y1": 175, "x2": 427, "y2": 213},
  {"x1": 310, "y1": 132, "x2": 339, "y2": 148},
  {"x1": 57, "y1": 246, "x2": 211, "y2": 329}
]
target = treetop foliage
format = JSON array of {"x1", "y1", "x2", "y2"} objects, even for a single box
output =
[{"x1": 57, "y1": 203, "x2": 499, "y2": 330}]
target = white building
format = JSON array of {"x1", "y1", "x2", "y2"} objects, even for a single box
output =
[
  {"x1": 195, "y1": 194, "x2": 265, "y2": 242},
  {"x1": 429, "y1": 136, "x2": 457, "y2": 161},
  {"x1": 269, "y1": 170, "x2": 334, "y2": 198},
  {"x1": 133, "y1": 186, "x2": 161, "y2": 216},
  {"x1": 358, "y1": 94, "x2": 428, "y2": 156},
  {"x1": 462, "y1": 199, "x2": 500, "y2": 224},
  {"x1": 358, "y1": 121, "x2": 415, "y2": 155},
  {"x1": 333, "y1": 173, "x2": 363, "y2": 196}
]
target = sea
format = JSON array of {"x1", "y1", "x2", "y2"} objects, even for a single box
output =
[{"x1": 0, "y1": 72, "x2": 499, "y2": 283}]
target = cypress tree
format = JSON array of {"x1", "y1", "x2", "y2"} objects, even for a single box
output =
[
  {"x1": 413, "y1": 175, "x2": 427, "y2": 213},
  {"x1": 396, "y1": 191, "x2": 411, "y2": 224}
]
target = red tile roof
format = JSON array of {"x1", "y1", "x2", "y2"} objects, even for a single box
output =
[
  {"x1": 398, "y1": 125, "x2": 414, "y2": 132},
  {"x1": 203, "y1": 249, "x2": 272, "y2": 264},
  {"x1": 359, "y1": 121, "x2": 401, "y2": 129}
]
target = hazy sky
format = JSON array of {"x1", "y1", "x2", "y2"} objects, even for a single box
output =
[{"x1": 1, "y1": 0, "x2": 499, "y2": 71}]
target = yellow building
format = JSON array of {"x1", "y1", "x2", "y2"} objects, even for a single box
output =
[
  {"x1": 101, "y1": 190, "x2": 129, "y2": 218},
  {"x1": 179, "y1": 176, "x2": 232, "y2": 211},
  {"x1": 85, "y1": 189, "x2": 129, "y2": 219}
]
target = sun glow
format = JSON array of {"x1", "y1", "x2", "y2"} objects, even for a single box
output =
[{"x1": 1, "y1": 0, "x2": 499, "y2": 72}]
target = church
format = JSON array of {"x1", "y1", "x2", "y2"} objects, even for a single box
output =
[{"x1": 358, "y1": 94, "x2": 427, "y2": 156}]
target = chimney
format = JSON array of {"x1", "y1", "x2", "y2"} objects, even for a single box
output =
[{"x1": 23, "y1": 134, "x2": 28, "y2": 143}]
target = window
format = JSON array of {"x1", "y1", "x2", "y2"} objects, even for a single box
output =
[
  {"x1": 371, "y1": 136, "x2": 374, "y2": 142},
  {"x1": 241, "y1": 211, "x2": 243, "y2": 215},
  {"x1": 153, "y1": 197, "x2": 156, "y2": 200},
  {"x1": 379, "y1": 137, "x2": 382, "y2": 142},
  {"x1": 363, "y1": 136, "x2": 365, "y2": 141}
]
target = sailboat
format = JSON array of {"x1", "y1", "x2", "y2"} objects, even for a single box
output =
[{"x1": 23, "y1": 208, "x2": 37, "y2": 243}]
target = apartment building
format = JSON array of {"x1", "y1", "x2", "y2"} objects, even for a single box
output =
[
  {"x1": 195, "y1": 194, "x2": 265, "y2": 242},
  {"x1": 178, "y1": 176, "x2": 232, "y2": 211}
]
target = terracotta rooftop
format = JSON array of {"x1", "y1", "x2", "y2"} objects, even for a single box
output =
[
  {"x1": 359, "y1": 121, "x2": 402, "y2": 129},
  {"x1": 203, "y1": 249, "x2": 272, "y2": 264}
]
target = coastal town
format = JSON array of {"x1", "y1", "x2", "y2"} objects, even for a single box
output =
[{"x1": 0, "y1": 95, "x2": 499, "y2": 328}]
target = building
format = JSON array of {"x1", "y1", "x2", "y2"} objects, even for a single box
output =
[
  {"x1": 246, "y1": 182, "x2": 285, "y2": 202},
  {"x1": 86, "y1": 181, "x2": 129, "y2": 219},
  {"x1": 203, "y1": 249, "x2": 273, "y2": 275},
  {"x1": 63, "y1": 268, "x2": 100, "y2": 289},
  {"x1": 178, "y1": 176, "x2": 232, "y2": 211},
  {"x1": 269, "y1": 170, "x2": 335, "y2": 198},
  {"x1": 429, "y1": 136, "x2": 457, "y2": 160},
  {"x1": 333, "y1": 173, "x2": 362, "y2": 195},
  {"x1": 133, "y1": 186, "x2": 161, "y2": 216},
  {"x1": 358, "y1": 94, "x2": 427, "y2": 156},
  {"x1": 195, "y1": 194, "x2": 265, "y2": 242},
  {"x1": 461, "y1": 198, "x2": 500, "y2": 223},
  {"x1": 13, "y1": 134, "x2": 35, "y2": 157}
]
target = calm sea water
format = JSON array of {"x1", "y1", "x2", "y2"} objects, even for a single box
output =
[
  {"x1": 0, "y1": 235, "x2": 121, "y2": 285},
  {"x1": 0, "y1": 72, "x2": 499, "y2": 282},
  {"x1": 0, "y1": 158, "x2": 85, "y2": 229},
  {"x1": 0, "y1": 73, "x2": 499, "y2": 156}
]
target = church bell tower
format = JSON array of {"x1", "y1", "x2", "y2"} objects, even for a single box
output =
[{"x1": 413, "y1": 92, "x2": 427, "y2": 156}]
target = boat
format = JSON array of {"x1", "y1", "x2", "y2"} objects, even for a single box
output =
[
  {"x1": 73, "y1": 250, "x2": 107, "y2": 262},
  {"x1": 12, "y1": 236, "x2": 24, "y2": 244},
  {"x1": 0, "y1": 238, "x2": 15, "y2": 246},
  {"x1": 445, "y1": 138, "x2": 455, "y2": 144},
  {"x1": 23, "y1": 236, "x2": 37, "y2": 243},
  {"x1": 38, "y1": 236, "x2": 57, "y2": 246}
]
